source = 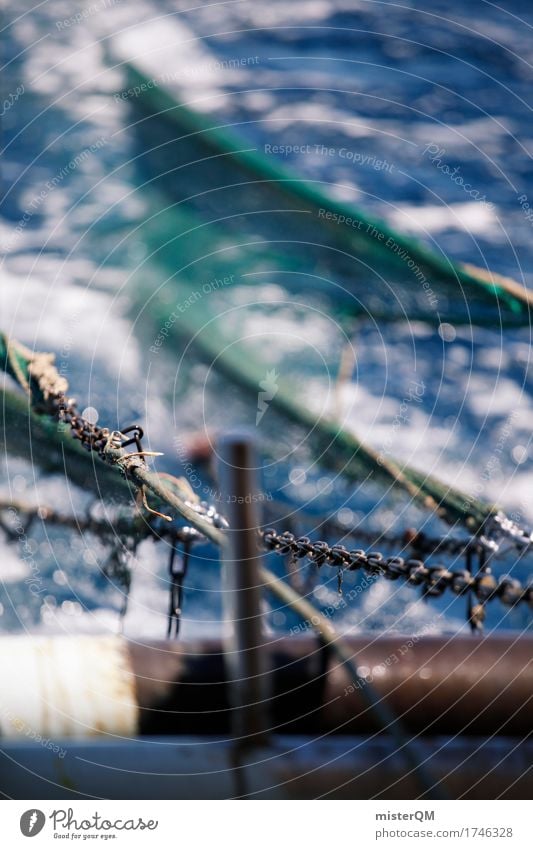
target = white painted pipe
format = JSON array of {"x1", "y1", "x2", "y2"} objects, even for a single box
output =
[{"x1": 0, "y1": 635, "x2": 138, "y2": 739}]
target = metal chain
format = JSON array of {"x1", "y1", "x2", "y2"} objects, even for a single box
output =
[
  {"x1": 264, "y1": 512, "x2": 478, "y2": 558},
  {"x1": 478, "y1": 511, "x2": 533, "y2": 553},
  {"x1": 47, "y1": 393, "x2": 112, "y2": 458},
  {"x1": 180, "y1": 499, "x2": 229, "y2": 531},
  {"x1": 167, "y1": 530, "x2": 195, "y2": 638},
  {"x1": 10, "y1": 355, "x2": 533, "y2": 620},
  {"x1": 8, "y1": 333, "x2": 533, "y2": 564},
  {"x1": 259, "y1": 528, "x2": 533, "y2": 610},
  {"x1": 48, "y1": 391, "x2": 229, "y2": 534},
  {"x1": 20, "y1": 350, "x2": 533, "y2": 556}
]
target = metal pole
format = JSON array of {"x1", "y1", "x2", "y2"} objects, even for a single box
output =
[{"x1": 217, "y1": 430, "x2": 269, "y2": 745}]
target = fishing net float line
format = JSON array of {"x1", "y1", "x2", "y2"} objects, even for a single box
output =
[
  {"x1": 0, "y1": 333, "x2": 526, "y2": 540},
  {"x1": 1, "y1": 335, "x2": 451, "y2": 800},
  {"x1": 2, "y1": 333, "x2": 532, "y2": 634}
]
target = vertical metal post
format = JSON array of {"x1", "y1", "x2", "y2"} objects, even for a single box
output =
[{"x1": 217, "y1": 430, "x2": 269, "y2": 745}]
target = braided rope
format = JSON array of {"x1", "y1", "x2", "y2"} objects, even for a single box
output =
[
  {"x1": 0, "y1": 334, "x2": 227, "y2": 544},
  {"x1": 2, "y1": 335, "x2": 532, "y2": 617}
]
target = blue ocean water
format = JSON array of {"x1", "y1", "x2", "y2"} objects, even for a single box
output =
[{"x1": 1, "y1": 0, "x2": 533, "y2": 638}]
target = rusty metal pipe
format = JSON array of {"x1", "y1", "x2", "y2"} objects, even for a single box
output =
[
  {"x1": 1, "y1": 634, "x2": 531, "y2": 739},
  {"x1": 128, "y1": 633, "x2": 533, "y2": 737}
]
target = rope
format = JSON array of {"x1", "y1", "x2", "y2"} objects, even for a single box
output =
[
  {"x1": 1, "y1": 334, "x2": 521, "y2": 797},
  {"x1": 0, "y1": 334, "x2": 226, "y2": 546},
  {"x1": 2, "y1": 495, "x2": 530, "y2": 621},
  {"x1": 0, "y1": 499, "x2": 199, "y2": 545},
  {"x1": 0, "y1": 332, "x2": 496, "y2": 532},
  {"x1": 2, "y1": 332, "x2": 531, "y2": 623},
  {"x1": 152, "y1": 313, "x2": 493, "y2": 531}
]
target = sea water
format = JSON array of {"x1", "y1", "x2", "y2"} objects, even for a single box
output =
[{"x1": 1, "y1": 0, "x2": 533, "y2": 637}]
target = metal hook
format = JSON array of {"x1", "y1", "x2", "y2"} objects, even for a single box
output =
[
  {"x1": 466, "y1": 545, "x2": 486, "y2": 633},
  {"x1": 166, "y1": 535, "x2": 191, "y2": 639},
  {"x1": 120, "y1": 425, "x2": 145, "y2": 453}
]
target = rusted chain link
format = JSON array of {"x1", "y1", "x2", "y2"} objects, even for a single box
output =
[
  {"x1": 3, "y1": 335, "x2": 532, "y2": 625},
  {"x1": 1, "y1": 336, "x2": 227, "y2": 544},
  {"x1": 259, "y1": 528, "x2": 533, "y2": 610},
  {"x1": 2, "y1": 499, "x2": 532, "y2": 612},
  {"x1": 262, "y1": 497, "x2": 533, "y2": 559},
  {"x1": 0, "y1": 499, "x2": 205, "y2": 546},
  {"x1": 4, "y1": 335, "x2": 533, "y2": 554},
  {"x1": 266, "y1": 511, "x2": 479, "y2": 558},
  {"x1": 479, "y1": 511, "x2": 533, "y2": 553}
]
